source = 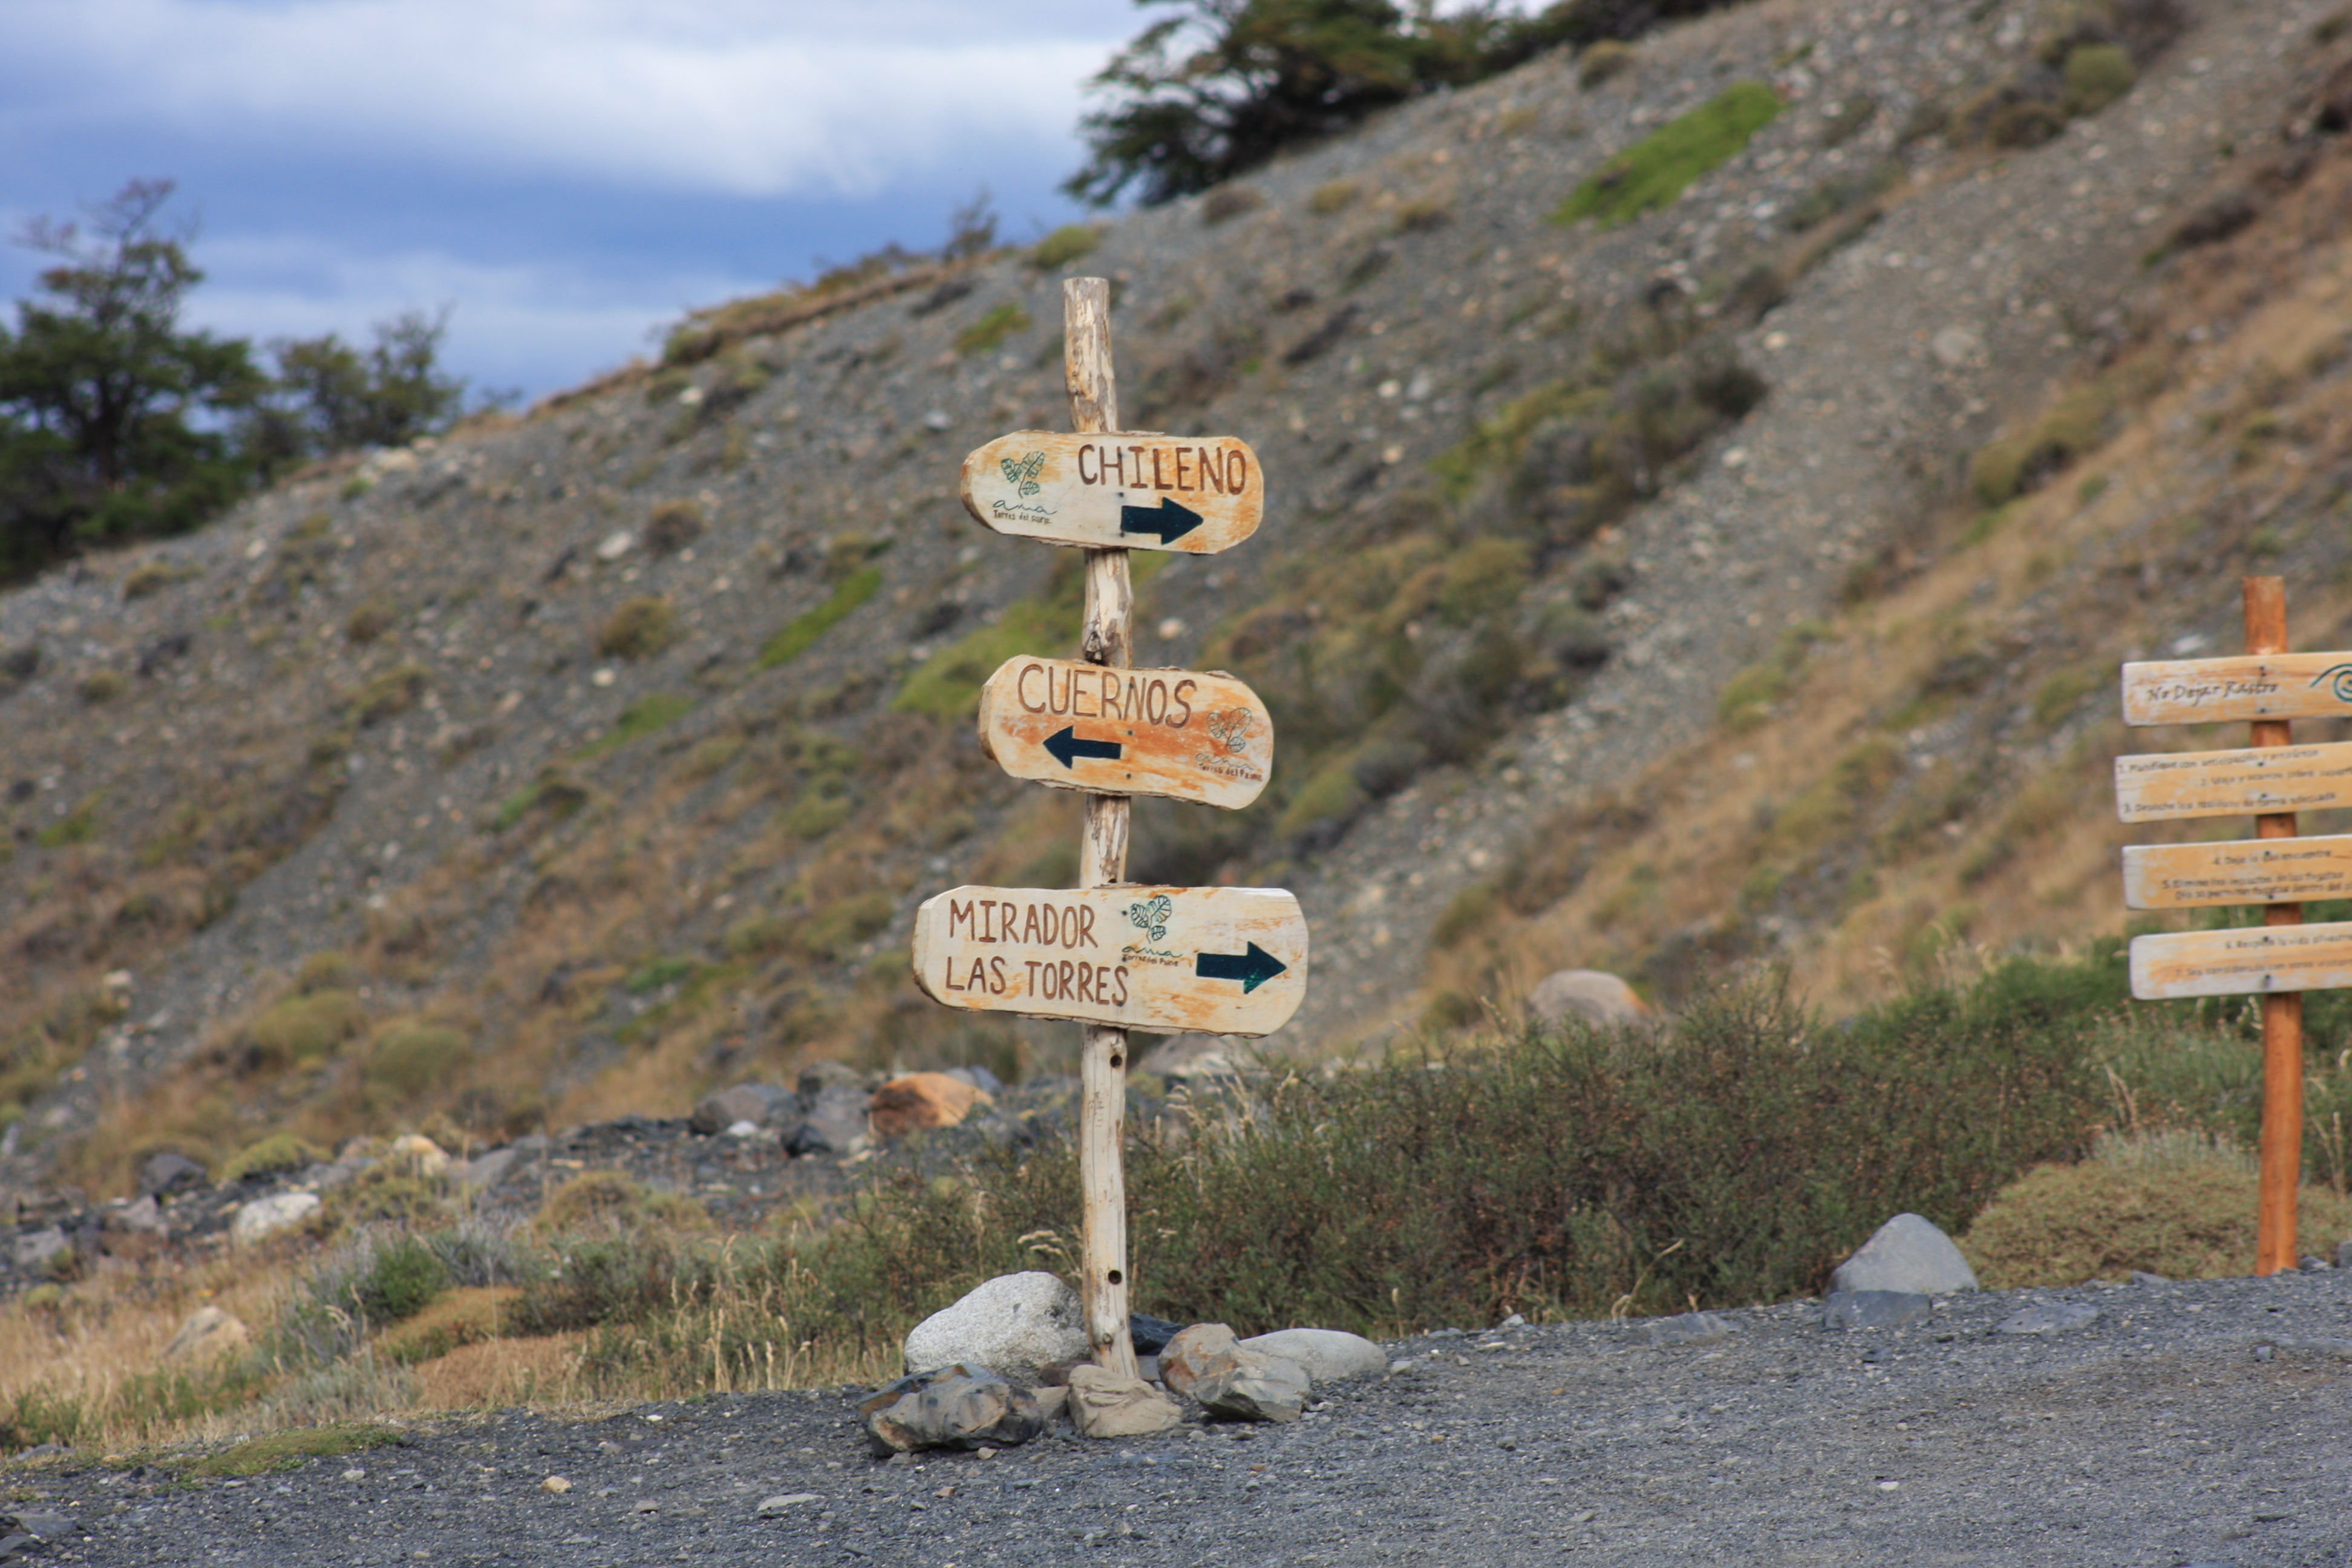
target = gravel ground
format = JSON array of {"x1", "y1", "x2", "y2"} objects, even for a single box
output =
[{"x1": 15, "y1": 1270, "x2": 2350, "y2": 1567}]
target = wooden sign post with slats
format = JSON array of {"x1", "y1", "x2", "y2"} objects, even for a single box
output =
[
  {"x1": 913, "y1": 279, "x2": 1308, "y2": 1381},
  {"x1": 2116, "y1": 577, "x2": 2327, "y2": 1275}
]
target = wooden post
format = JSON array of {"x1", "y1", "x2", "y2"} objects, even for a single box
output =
[
  {"x1": 2244, "y1": 576, "x2": 2304, "y2": 1275},
  {"x1": 1063, "y1": 277, "x2": 1139, "y2": 1377}
]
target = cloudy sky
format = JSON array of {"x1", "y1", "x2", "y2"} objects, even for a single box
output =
[{"x1": 0, "y1": 0, "x2": 1140, "y2": 403}]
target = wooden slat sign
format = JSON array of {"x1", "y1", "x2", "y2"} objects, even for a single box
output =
[
  {"x1": 2121, "y1": 654, "x2": 2352, "y2": 725},
  {"x1": 2115, "y1": 742, "x2": 2352, "y2": 822},
  {"x1": 2122, "y1": 835, "x2": 2352, "y2": 909},
  {"x1": 959, "y1": 431, "x2": 1264, "y2": 554},
  {"x1": 912, "y1": 884, "x2": 1307, "y2": 1036},
  {"x1": 975, "y1": 656, "x2": 1271, "y2": 809},
  {"x1": 2131, "y1": 921, "x2": 2352, "y2": 999}
]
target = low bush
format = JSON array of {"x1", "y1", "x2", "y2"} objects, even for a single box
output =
[
  {"x1": 644, "y1": 499, "x2": 704, "y2": 554},
  {"x1": 1027, "y1": 226, "x2": 1100, "y2": 270},
  {"x1": 247, "y1": 988, "x2": 368, "y2": 1070},
  {"x1": 343, "y1": 662, "x2": 430, "y2": 726},
  {"x1": 220, "y1": 1132, "x2": 327, "y2": 1184},
  {"x1": 956, "y1": 304, "x2": 1033, "y2": 358},
  {"x1": 596, "y1": 596, "x2": 679, "y2": 660},
  {"x1": 365, "y1": 1022, "x2": 469, "y2": 1105},
  {"x1": 1553, "y1": 82, "x2": 1782, "y2": 229}
]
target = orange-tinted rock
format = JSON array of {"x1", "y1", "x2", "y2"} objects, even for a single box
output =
[{"x1": 868, "y1": 1072, "x2": 991, "y2": 1138}]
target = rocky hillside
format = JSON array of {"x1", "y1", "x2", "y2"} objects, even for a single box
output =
[{"x1": 7, "y1": 0, "x2": 2352, "y2": 1200}]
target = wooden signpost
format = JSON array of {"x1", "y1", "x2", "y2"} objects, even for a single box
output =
[
  {"x1": 960, "y1": 431, "x2": 1265, "y2": 554},
  {"x1": 2117, "y1": 578, "x2": 2321, "y2": 1275},
  {"x1": 915, "y1": 279, "x2": 1307, "y2": 1380},
  {"x1": 975, "y1": 655, "x2": 1272, "y2": 809}
]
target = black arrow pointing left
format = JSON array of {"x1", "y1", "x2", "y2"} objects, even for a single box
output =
[{"x1": 1044, "y1": 725, "x2": 1124, "y2": 769}]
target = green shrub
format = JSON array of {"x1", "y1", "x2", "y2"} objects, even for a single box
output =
[
  {"x1": 532, "y1": 1172, "x2": 710, "y2": 1240},
  {"x1": 645, "y1": 498, "x2": 705, "y2": 554},
  {"x1": 575, "y1": 691, "x2": 695, "y2": 759},
  {"x1": 344, "y1": 662, "x2": 430, "y2": 725},
  {"x1": 1027, "y1": 225, "x2": 1101, "y2": 269},
  {"x1": 1552, "y1": 82, "x2": 1782, "y2": 229},
  {"x1": 1577, "y1": 39, "x2": 1633, "y2": 87},
  {"x1": 344, "y1": 596, "x2": 398, "y2": 644},
  {"x1": 624, "y1": 956, "x2": 698, "y2": 995},
  {"x1": 220, "y1": 1132, "x2": 327, "y2": 1184},
  {"x1": 2062, "y1": 43, "x2": 2134, "y2": 117},
  {"x1": 1201, "y1": 187, "x2": 1264, "y2": 225},
  {"x1": 249, "y1": 989, "x2": 368, "y2": 1068},
  {"x1": 596, "y1": 596, "x2": 679, "y2": 659},
  {"x1": 122, "y1": 559, "x2": 195, "y2": 600},
  {"x1": 1307, "y1": 180, "x2": 1359, "y2": 215},
  {"x1": 296, "y1": 950, "x2": 365, "y2": 993},
  {"x1": 80, "y1": 668, "x2": 128, "y2": 704},
  {"x1": 1961, "y1": 1131, "x2": 2352, "y2": 1287},
  {"x1": 758, "y1": 566, "x2": 882, "y2": 668},
  {"x1": 365, "y1": 1022, "x2": 469, "y2": 1103},
  {"x1": 799, "y1": 891, "x2": 897, "y2": 961},
  {"x1": 353, "y1": 1233, "x2": 451, "y2": 1324},
  {"x1": 955, "y1": 302, "x2": 1033, "y2": 358}
]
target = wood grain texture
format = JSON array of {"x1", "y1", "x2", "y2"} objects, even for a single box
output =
[
  {"x1": 909, "y1": 884, "x2": 1310, "y2": 1036},
  {"x1": 958, "y1": 431, "x2": 1266, "y2": 554},
  {"x1": 975, "y1": 656, "x2": 1272, "y2": 808},
  {"x1": 2121, "y1": 834, "x2": 2352, "y2": 909},
  {"x1": 2129, "y1": 921, "x2": 2352, "y2": 999},
  {"x1": 2112, "y1": 742, "x2": 2352, "y2": 822},
  {"x1": 1065, "y1": 275, "x2": 1137, "y2": 1380},
  {"x1": 2120, "y1": 651, "x2": 2352, "y2": 725}
]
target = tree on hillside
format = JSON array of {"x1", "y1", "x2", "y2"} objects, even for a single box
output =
[
  {"x1": 1064, "y1": 0, "x2": 1580, "y2": 206},
  {"x1": 244, "y1": 309, "x2": 472, "y2": 475},
  {"x1": 0, "y1": 180, "x2": 266, "y2": 573}
]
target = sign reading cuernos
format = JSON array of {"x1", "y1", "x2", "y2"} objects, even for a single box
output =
[
  {"x1": 2131, "y1": 922, "x2": 2352, "y2": 999},
  {"x1": 911, "y1": 884, "x2": 1307, "y2": 1036},
  {"x1": 2122, "y1": 835, "x2": 2352, "y2": 909},
  {"x1": 975, "y1": 656, "x2": 1271, "y2": 809},
  {"x1": 2115, "y1": 742, "x2": 2352, "y2": 822},
  {"x1": 959, "y1": 432, "x2": 1264, "y2": 553},
  {"x1": 2122, "y1": 653, "x2": 2352, "y2": 725}
]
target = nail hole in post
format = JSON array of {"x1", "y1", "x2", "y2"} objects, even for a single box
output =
[
  {"x1": 1107, "y1": 1269, "x2": 1124, "y2": 1285},
  {"x1": 1109, "y1": 1052, "x2": 1124, "y2": 1069}
]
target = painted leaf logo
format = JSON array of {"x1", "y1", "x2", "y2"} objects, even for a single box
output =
[
  {"x1": 1205, "y1": 709, "x2": 1252, "y2": 755},
  {"x1": 1125, "y1": 895, "x2": 1173, "y2": 944},
  {"x1": 1001, "y1": 451, "x2": 1046, "y2": 498},
  {"x1": 2312, "y1": 664, "x2": 2352, "y2": 703}
]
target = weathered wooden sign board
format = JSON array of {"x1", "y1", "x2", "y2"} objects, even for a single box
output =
[
  {"x1": 2122, "y1": 834, "x2": 2352, "y2": 909},
  {"x1": 2121, "y1": 653, "x2": 2352, "y2": 725},
  {"x1": 2114, "y1": 741, "x2": 2352, "y2": 822},
  {"x1": 959, "y1": 431, "x2": 1264, "y2": 553},
  {"x1": 2129, "y1": 921, "x2": 2352, "y2": 999},
  {"x1": 975, "y1": 656, "x2": 1272, "y2": 809},
  {"x1": 912, "y1": 884, "x2": 1307, "y2": 1035}
]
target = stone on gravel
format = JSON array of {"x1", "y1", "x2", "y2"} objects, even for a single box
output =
[
  {"x1": 1647, "y1": 1311, "x2": 1742, "y2": 1345},
  {"x1": 861, "y1": 1365, "x2": 1045, "y2": 1454},
  {"x1": 785, "y1": 1082, "x2": 873, "y2": 1156},
  {"x1": 2340, "y1": 1238, "x2": 2352, "y2": 1272},
  {"x1": 1194, "y1": 1355, "x2": 1310, "y2": 1423},
  {"x1": 1067, "y1": 1365, "x2": 1181, "y2": 1438},
  {"x1": 163, "y1": 1305, "x2": 250, "y2": 1365},
  {"x1": 1998, "y1": 1301, "x2": 2100, "y2": 1334},
  {"x1": 757, "y1": 1492, "x2": 821, "y2": 1515},
  {"x1": 868, "y1": 1072, "x2": 990, "y2": 1137},
  {"x1": 1823, "y1": 1291, "x2": 1933, "y2": 1331},
  {"x1": 540, "y1": 1476, "x2": 570, "y2": 1494},
  {"x1": 1526, "y1": 970, "x2": 1648, "y2": 1028},
  {"x1": 1240, "y1": 1328, "x2": 1388, "y2": 1382},
  {"x1": 138, "y1": 1151, "x2": 207, "y2": 1198},
  {"x1": 1160, "y1": 1323, "x2": 1244, "y2": 1397},
  {"x1": 1, "y1": 1514, "x2": 73, "y2": 1545},
  {"x1": 109, "y1": 1194, "x2": 167, "y2": 1235},
  {"x1": 1832, "y1": 1214, "x2": 1978, "y2": 1295},
  {"x1": 454, "y1": 1148, "x2": 520, "y2": 1191},
  {"x1": 689, "y1": 1082, "x2": 797, "y2": 1134},
  {"x1": 796, "y1": 1060, "x2": 872, "y2": 1097},
  {"x1": 230, "y1": 1190, "x2": 320, "y2": 1241},
  {"x1": 904, "y1": 1271, "x2": 1089, "y2": 1379},
  {"x1": 2130, "y1": 1270, "x2": 2171, "y2": 1286}
]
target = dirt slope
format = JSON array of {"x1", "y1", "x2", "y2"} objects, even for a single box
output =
[{"x1": 6, "y1": 0, "x2": 2351, "y2": 1197}]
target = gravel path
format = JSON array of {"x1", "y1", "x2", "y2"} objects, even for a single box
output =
[{"x1": 18, "y1": 1270, "x2": 2350, "y2": 1566}]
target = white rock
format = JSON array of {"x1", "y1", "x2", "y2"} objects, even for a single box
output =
[
  {"x1": 903, "y1": 1272, "x2": 1089, "y2": 1379},
  {"x1": 163, "y1": 1305, "x2": 250, "y2": 1364},
  {"x1": 596, "y1": 529, "x2": 635, "y2": 561},
  {"x1": 231, "y1": 1190, "x2": 321, "y2": 1242},
  {"x1": 390, "y1": 1133, "x2": 450, "y2": 1174},
  {"x1": 1832, "y1": 1213, "x2": 1979, "y2": 1295},
  {"x1": 1526, "y1": 970, "x2": 1648, "y2": 1028},
  {"x1": 1238, "y1": 1328, "x2": 1388, "y2": 1382}
]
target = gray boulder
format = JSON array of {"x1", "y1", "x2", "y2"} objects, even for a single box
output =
[
  {"x1": 784, "y1": 1083, "x2": 872, "y2": 1155},
  {"x1": 138, "y1": 1151, "x2": 208, "y2": 1198},
  {"x1": 904, "y1": 1271, "x2": 1090, "y2": 1380},
  {"x1": 796, "y1": 1060, "x2": 872, "y2": 1098},
  {"x1": 1997, "y1": 1301, "x2": 2100, "y2": 1335},
  {"x1": 1238, "y1": 1327, "x2": 1387, "y2": 1382},
  {"x1": 1823, "y1": 1290, "x2": 1932, "y2": 1331},
  {"x1": 690, "y1": 1082, "x2": 798, "y2": 1135},
  {"x1": 1526, "y1": 970, "x2": 1648, "y2": 1029},
  {"x1": 860, "y1": 1365, "x2": 1045, "y2": 1454},
  {"x1": 1831, "y1": 1214, "x2": 1979, "y2": 1295},
  {"x1": 1194, "y1": 1356, "x2": 1310, "y2": 1423},
  {"x1": 10, "y1": 1227, "x2": 68, "y2": 1270}
]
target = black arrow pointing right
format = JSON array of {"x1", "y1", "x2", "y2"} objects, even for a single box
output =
[
  {"x1": 1044, "y1": 726, "x2": 1124, "y2": 769},
  {"x1": 1119, "y1": 496, "x2": 1203, "y2": 544}
]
